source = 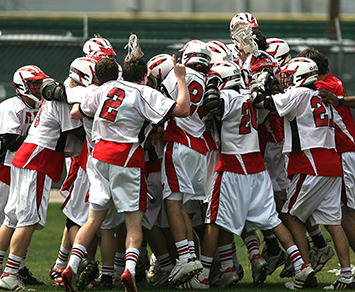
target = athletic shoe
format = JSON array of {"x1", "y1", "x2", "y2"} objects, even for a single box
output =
[
  {"x1": 178, "y1": 273, "x2": 209, "y2": 289},
  {"x1": 285, "y1": 263, "x2": 315, "y2": 290},
  {"x1": 62, "y1": 266, "x2": 78, "y2": 292},
  {"x1": 236, "y1": 264, "x2": 244, "y2": 281},
  {"x1": 219, "y1": 267, "x2": 239, "y2": 288},
  {"x1": 324, "y1": 276, "x2": 355, "y2": 290},
  {"x1": 112, "y1": 270, "x2": 123, "y2": 288},
  {"x1": 280, "y1": 255, "x2": 295, "y2": 278},
  {"x1": 265, "y1": 249, "x2": 287, "y2": 275},
  {"x1": 150, "y1": 269, "x2": 170, "y2": 286},
  {"x1": 168, "y1": 259, "x2": 203, "y2": 286},
  {"x1": 76, "y1": 257, "x2": 94, "y2": 291},
  {"x1": 0, "y1": 273, "x2": 26, "y2": 291},
  {"x1": 121, "y1": 269, "x2": 137, "y2": 292},
  {"x1": 250, "y1": 254, "x2": 268, "y2": 286},
  {"x1": 136, "y1": 254, "x2": 150, "y2": 273},
  {"x1": 208, "y1": 261, "x2": 221, "y2": 286},
  {"x1": 310, "y1": 244, "x2": 334, "y2": 273},
  {"x1": 147, "y1": 254, "x2": 159, "y2": 280},
  {"x1": 96, "y1": 275, "x2": 112, "y2": 291},
  {"x1": 49, "y1": 263, "x2": 64, "y2": 286},
  {"x1": 18, "y1": 266, "x2": 45, "y2": 286}
]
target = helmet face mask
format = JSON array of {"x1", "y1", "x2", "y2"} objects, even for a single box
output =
[
  {"x1": 180, "y1": 40, "x2": 212, "y2": 67},
  {"x1": 12, "y1": 65, "x2": 49, "y2": 104},
  {"x1": 211, "y1": 60, "x2": 241, "y2": 90},
  {"x1": 280, "y1": 57, "x2": 318, "y2": 89}
]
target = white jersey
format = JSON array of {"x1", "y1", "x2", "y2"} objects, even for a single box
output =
[
  {"x1": 272, "y1": 87, "x2": 336, "y2": 153},
  {"x1": 220, "y1": 89, "x2": 260, "y2": 155},
  {"x1": 79, "y1": 80, "x2": 175, "y2": 144},
  {"x1": 0, "y1": 96, "x2": 40, "y2": 166},
  {"x1": 25, "y1": 100, "x2": 82, "y2": 151},
  {"x1": 161, "y1": 67, "x2": 207, "y2": 138}
]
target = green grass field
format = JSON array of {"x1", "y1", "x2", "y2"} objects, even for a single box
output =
[{"x1": 20, "y1": 202, "x2": 349, "y2": 291}]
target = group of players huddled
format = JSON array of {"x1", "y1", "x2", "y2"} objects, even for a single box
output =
[{"x1": 0, "y1": 11, "x2": 355, "y2": 292}]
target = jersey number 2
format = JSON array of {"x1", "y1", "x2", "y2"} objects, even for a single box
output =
[{"x1": 99, "y1": 88, "x2": 125, "y2": 122}]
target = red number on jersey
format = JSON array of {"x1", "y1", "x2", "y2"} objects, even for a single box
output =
[
  {"x1": 239, "y1": 100, "x2": 258, "y2": 134},
  {"x1": 188, "y1": 81, "x2": 204, "y2": 116},
  {"x1": 34, "y1": 107, "x2": 44, "y2": 127},
  {"x1": 99, "y1": 88, "x2": 125, "y2": 122},
  {"x1": 311, "y1": 96, "x2": 334, "y2": 128}
]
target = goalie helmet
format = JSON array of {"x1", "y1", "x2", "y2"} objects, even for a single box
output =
[
  {"x1": 69, "y1": 57, "x2": 97, "y2": 87},
  {"x1": 179, "y1": 40, "x2": 212, "y2": 67},
  {"x1": 12, "y1": 65, "x2": 49, "y2": 104},
  {"x1": 207, "y1": 41, "x2": 233, "y2": 64},
  {"x1": 83, "y1": 37, "x2": 116, "y2": 58},
  {"x1": 147, "y1": 54, "x2": 173, "y2": 84},
  {"x1": 280, "y1": 57, "x2": 318, "y2": 89},
  {"x1": 210, "y1": 60, "x2": 241, "y2": 90},
  {"x1": 266, "y1": 38, "x2": 291, "y2": 68},
  {"x1": 230, "y1": 12, "x2": 259, "y2": 33}
]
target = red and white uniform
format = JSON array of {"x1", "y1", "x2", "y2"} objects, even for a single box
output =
[
  {"x1": 5, "y1": 100, "x2": 82, "y2": 229},
  {"x1": 79, "y1": 79, "x2": 176, "y2": 213},
  {"x1": 273, "y1": 87, "x2": 343, "y2": 225},
  {"x1": 315, "y1": 73, "x2": 355, "y2": 210},
  {"x1": 161, "y1": 67, "x2": 208, "y2": 203},
  {"x1": 0, "y1": 96, "x2": 39, "y2": 223},
  {"x1": 205, "y1": 89, "x2": 281, "y2": 236}
]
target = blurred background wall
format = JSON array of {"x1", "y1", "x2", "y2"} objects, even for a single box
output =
[{"x1": 0, "y1": 0, "x2": 355, "y2": 102}]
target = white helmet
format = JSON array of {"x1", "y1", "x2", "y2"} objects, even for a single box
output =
[
  {"x1": 12, "y1": 65, "x2": 49, "y2": 104},
  {"x1": 69, "y1": 57, "x2": 98, "y2": 87},
  {"x1": 179, "y1": 40, "x2": 212, "y2": 67},
  {"x1": 83, "y1": 37, "x2": 116, "y2": 58},
  {"x1": 280, "y1": 57, "x2": 318, "y2": 88},
  {"x1": 147, "y1": 54, "x2": 173, "y2": 83},
  {"x1": 230, "y1": 21, "x2": 258, "y2": 56},
  {"x1": 230, "y1": 12, "x2": 258, "y2": 32},
  {"x1": 266, "y1": 38, "x2": 291, "y2": 68},
  {"x1": 207, "y1": 41, "x2": 233, "y2": 64},
  {"x1": 210, "y1": 60, "x2": 241, "y2": 90}
]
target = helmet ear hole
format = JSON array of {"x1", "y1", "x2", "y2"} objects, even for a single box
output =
[
  {"x1": 210, "y1": 60, "x2": 241, "y2": 90},
  {"x1": 147, "y1": 54, "x2": 174, "y2": 86}
]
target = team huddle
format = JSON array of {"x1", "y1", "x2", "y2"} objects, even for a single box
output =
[{"x1": 0, "y1": 11, "x2": 355, "y2": 292}]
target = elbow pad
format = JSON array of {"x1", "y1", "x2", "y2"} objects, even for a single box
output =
[
  {"x1": 40, "y1": 79, "x2": 68, "y2": 103},
  {"x1": 203, "y1": 83, "x2": 224, "y2": 116}
]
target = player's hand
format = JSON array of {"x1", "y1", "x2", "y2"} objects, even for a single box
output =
[
  {"x1": 173, "y1": 54, "x2": 186, "y2": 80},
  {"x1": 318, "y1": 87, "x2": 338, "y2": 105}
]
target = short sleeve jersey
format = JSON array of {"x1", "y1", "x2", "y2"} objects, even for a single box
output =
[{"x1": 0, "y1": 96, "x2": 40, "y2": 166}]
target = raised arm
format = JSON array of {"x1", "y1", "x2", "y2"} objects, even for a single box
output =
[
  {"x1": 171, "y1": 55, "x2": 190, "y2": 117},
  {"x1": 318, "y1": 87, "x2": 355, "y2": 108}
]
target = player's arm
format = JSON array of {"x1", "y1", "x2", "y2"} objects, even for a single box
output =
[
  {"x1": 40, "y1": 79, "x2": 68, "y2": 103},
  {"x1": 170, "y1": 54, "x2": 190, "y2": 117},
  {"x1": 0, "y1": 133, "x2": 26, "y2": 155},
  {"x1": 318, "y1": 87, "x2": 355, "y2": 108},
  {"x1": 70, "y1": 103, "x2": 84, "y2": 119}
]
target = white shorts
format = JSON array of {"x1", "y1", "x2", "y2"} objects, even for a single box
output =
[
  {"x1": 0, "y1": 180, "x2": 10, "y2": 224},
  {"x1": 263, "y1": 141, "x2": 290, "y2": 193},
  {"x1": 281, "y1": 174, "x2": 342, "y2": 225},
  {"x1": 185, "y1": 200, "x2": 204, "y2": 228},
  {"x1": 341, "y1": 152, "x2": 355, "y2": 210},
  {"x1": 62, "y1": 165, "x2": 90, "y2": 227},
  {"x1": 204, "y1": 150, "x2": 220, "y2": 204},
  {"x1": 142, "y1": 171, "x2": 163, "y2": 230},
  {"x1": 162, "y1": 142, "x2": 207, "y2": 204},
  {"x1": 4, "y1": 166, "x2": 52, "y2": 230},
  {"x1": 87, "y1": 157, "x2": 147, "y2": 213},
  {"x1": 205, "y1": 170, "x2": 281, "y2": 236}
]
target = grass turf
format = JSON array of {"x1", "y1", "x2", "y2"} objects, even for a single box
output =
[{"x1": 19, "y1": 202, "x2": 348, "y2": 291}]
